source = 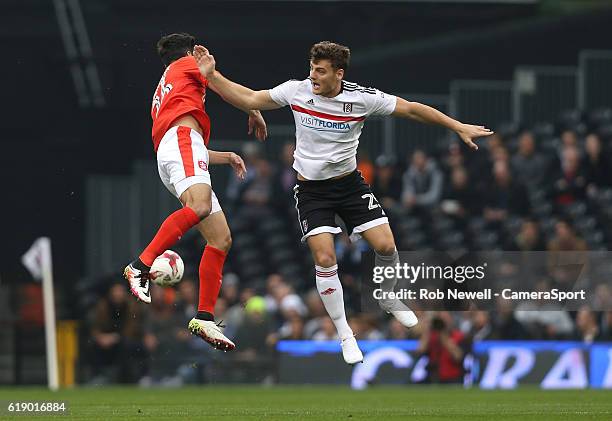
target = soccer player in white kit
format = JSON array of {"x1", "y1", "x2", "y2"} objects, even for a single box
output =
[{"x1": 193, "y1": 41, "x2": 493, "y2": 364}]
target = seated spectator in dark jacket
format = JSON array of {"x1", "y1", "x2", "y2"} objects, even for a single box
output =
[
  {"x1": 90, "y1": 283, "x2": 147, "y2": 383},
  {"x1": 553, "y1": 146, "x2": 586, "y2": 206},
  {"x1": 371, "y1": 155, "x2": 402, "y2": 210},
  {"x1": 401, "y1": 150, "x2": 443, "y2": 211},
  {"x1": 583, "y1": 133, "x2": 611, "y2": 196},
  {"x1": 440, "y1": 167, "x2": 479, "y2": 224},
  {"x1": 441, "y1": 141, "x2": 465, "y2": 176},
  {"x1": 483, "y1": 161, "x2": 530, "y2": 222},
  {"x1": 511, "y1": 130, "x2": 548, "y2": 190}
]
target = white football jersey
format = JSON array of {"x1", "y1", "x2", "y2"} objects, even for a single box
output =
[{"x1": 269, "y1": 79, "x2": 397, "y2": 180}]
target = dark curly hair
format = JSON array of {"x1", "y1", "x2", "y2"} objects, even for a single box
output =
[{"x1": 309, "y1": 41, "x2": 350, "y2": 71}]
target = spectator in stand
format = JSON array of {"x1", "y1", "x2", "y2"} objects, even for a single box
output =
[
  {"x1": 303, "y1": 289, "x2": 329, "y2": 338},
  {"x1": 275, "y1": 142, "x2": 298, "y2": 211},
  {"x1": 234, "y1": 296, "x2": 274, "y2": 357},
  {"x1": 144, "y1": 287, "x2": 191, "y2": 381},
  {"x1": 226, "y1": 142, "x2": 262, "y2": 208},
  {"x1": 312, "y1": 317, "x2": 340, "y2": 341},
  {"x1": 464, "y1": 311, "x2": 493, "y2": 341},
  {"x1": 174, "y1": 278, "x2": 198, "y2": 322},
  {"x1": 553, "y1": 146, "x2": 586, "y2": 206},
  {"x1": 511, "y1": 130, "x2": 548, "y2": 190},
  {"x1": 547, "y1": 218, "x2": 588, "y2": 252},
  {"x1": 601, "y1": 311, "x2": 612, "y2": 341},
  {"x1": 90, "y1": 282, "x2": 147, "y2": 383},
  {"x1": 349, "y1": 314, "x2": 384, "y2": 340},
  {"x1": 417, "y1": 312, "x2": 469, "y2": 384},
  {"x1": 514, "y1": 279, "x2": 574, "y2": 339},
  {"x1": 371, "y1": 155, "x2": 402, "y2": 210},
  {"x1": 440, "y1": 166, "x2": 479, "y2": 226},
  {"x1": 224, "y1": 286, "x2": 256, "y2": 339},
  {"x1": 278, "y1": 314, "x2": 305, "y2": 340},
  {"x1": 546, "y1": 218, "x2": 589, "y2": 287},
  {"x1": 441, "y1": 141, "x2": 465, "y2": 176},
  {"x1": 560, "y1": 129, "x2": 580, "y2": 150},
  {"x1": 492, "y1": 298, "x2": 529, "y2": 339},
  {"x1": 387, "y1": 318, "x2": 411, "y2": 339},
  {"x1": 483, "y1": 161, "x2": 530, "y2": 223},
  {"x1": 583, "y1": 133, "x2": 611, "y2": 197},
  {"x1": 401, "y1": 149, "x2": 443, "y2": 211},
  {"x1": 233, "y1": 296, "x2": 275, "y2": 381},
  {"x1": 506, "y1": 218, "x2": 546, "y2": 251},
  {"x1": 277, "y1": 142, "x2": 297, "y2": 195},
  {"x1": 574, "y1": 306, "x2": 602, "y2": 343},
  {"x1": 238, "y1": 157, "x2": 277, "y2": 218}
]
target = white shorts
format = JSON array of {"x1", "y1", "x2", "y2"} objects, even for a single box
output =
[{"x1": 156, "y1": 126, "x2": 221, "y2": 214}]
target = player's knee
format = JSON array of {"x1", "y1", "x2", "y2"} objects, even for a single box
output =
[
  {"x1": 188, "y1": 201, "x2": 212, "y2": 220},
  {"x1": 375, "y1": 242, "x2": 396, "y2": 256},
  {"x1": 211, "y1": 233, "x2": 232, "y2": 253},
  {"x1": 313, "y1": 250, "x2": 336, "y2": 268}
]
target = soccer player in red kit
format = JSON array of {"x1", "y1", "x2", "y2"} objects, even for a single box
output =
[{"x1": 123, "y1": 33, "x2": 267, "y2": 351}]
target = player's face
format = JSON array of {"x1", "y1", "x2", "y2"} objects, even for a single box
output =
[{"x1": 309, "y1": 59, "x2": 343, "y2": 97}]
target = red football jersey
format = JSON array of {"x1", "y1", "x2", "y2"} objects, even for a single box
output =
[{"x1": 151, "y1": 56, "x2": 211, "y2": 151}]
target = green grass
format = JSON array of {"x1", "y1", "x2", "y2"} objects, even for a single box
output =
[{"x1": 0, "y1": 386, "x2": 611, "y2": 420}]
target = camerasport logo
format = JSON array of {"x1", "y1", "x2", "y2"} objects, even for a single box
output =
[{"x1": 198, "y1": 160, "x2": 208, "y2": 171}]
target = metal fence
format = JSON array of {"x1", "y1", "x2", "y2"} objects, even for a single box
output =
[
  {"x1": 513, "y1": 66, "x2": 578, "y2": 126},
  {"x1": 450, "y1": 80, "x2": 513, "y2": 132},
  {"x1": 578, "y1": 50, "x2": 612, "y2": 111}
]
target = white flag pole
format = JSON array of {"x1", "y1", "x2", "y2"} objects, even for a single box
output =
[
  {"x1": 40, "y1": 238, "x2": 59, "y2": 391},
  {"x1": 24, "y1": 238, "x2": 59, "y2": 391}
]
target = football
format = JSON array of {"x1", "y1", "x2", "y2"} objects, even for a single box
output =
[{"x1": 150, "y1": 250, "x2": 184, "y2": 287}]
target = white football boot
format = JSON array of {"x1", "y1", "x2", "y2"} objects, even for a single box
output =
[
  {"x1": 379, "y1": 299, "x2": 418, "y2": 328},
  {"x1": 388, "y1": 308, "x2": 419, "y2": 328},
  {"x1": 341, "y1": 336, "x2": 363, "y2": 365},
  {"x1": 188, "y1": 318, "x2": 236, "y2": 351},
  {"x1": 123, "y1": 263, "x2": 151, "y2": 304}
]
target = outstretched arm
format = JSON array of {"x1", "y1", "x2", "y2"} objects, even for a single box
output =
[
  {"x1": 193, "y1": 45, "x2": 281, "y2": 111},
  {"x1": 209, "y1": 150, "x2": 247, "y2": 180},
  {"x1": 392, "y1": 97, "x2": 493, "y2": 150}
]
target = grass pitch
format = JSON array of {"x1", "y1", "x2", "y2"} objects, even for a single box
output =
[{"x1": 1, "y1": 385, "x2": 611, "y2": 420}]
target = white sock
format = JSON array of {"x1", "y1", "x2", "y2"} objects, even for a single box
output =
[{"x1": 315, "y1": 264, "x2": 353, "y2": 340}]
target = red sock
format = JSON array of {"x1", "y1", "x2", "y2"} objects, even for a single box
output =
[
  {"x1": 139, "y1": 207, "x2": 200, "y2": 266},
  {"x1": 198, "y1": 245, "x2": 226, "y2": 314}
]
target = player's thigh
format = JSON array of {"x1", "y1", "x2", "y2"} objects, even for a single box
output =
[
  {"x1": 359, "y1": 223, "x2": 396, "y2": 255},
  {"x1": 157, "y1": 126, "x2": 212, "y2": 215},
  {"x1": 306, "y1": 232, "x2": 337, "y2": 268},
  {"x1": 337, "y1": 180, "x2": 388, "y2": 243},
  {"x1": 195, "y1": 203, "x2": 231, "y2": 252},
  {"x1": 294, "y1": 184, "x2": 342, "y2": 242}
]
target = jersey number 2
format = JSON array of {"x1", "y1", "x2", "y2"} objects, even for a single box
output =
[{"x1": 361, "y1": 193, "x2": 381, "y2": 210}]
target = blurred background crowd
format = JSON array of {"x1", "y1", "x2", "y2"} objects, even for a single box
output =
[{"x1": 87, "y1": 117, "x2": 612, "y2": 385}]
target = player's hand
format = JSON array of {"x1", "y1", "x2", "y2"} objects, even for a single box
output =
[
  {"x1": 248, "y1": 110, "x2": 268, "y2": 141},
  {"x1": 229, "y1": 152, "x2": 247, "y2": 180},
  {"x1": 455, "y1": 123, "x2": 493, "y2": 150},
  {"x1": 193, "y1": 44, "x2": 216, "y2": 78}
]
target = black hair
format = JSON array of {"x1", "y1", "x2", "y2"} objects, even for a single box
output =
[{"x1": 157, "y1": 33, "x2": 196, "y2": 67}]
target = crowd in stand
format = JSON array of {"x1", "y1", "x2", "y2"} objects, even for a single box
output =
[{"x1": 88, "y1": 128, "x2": 612, "y2": 384}]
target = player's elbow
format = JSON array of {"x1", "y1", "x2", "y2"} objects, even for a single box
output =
[{"x1": 393, "y1": 99, "x2": 419, "y2": 119}]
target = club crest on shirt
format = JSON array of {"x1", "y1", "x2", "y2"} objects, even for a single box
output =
[{"x1": 343, "y1": 103, "x2": 353, "y2": 113}]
